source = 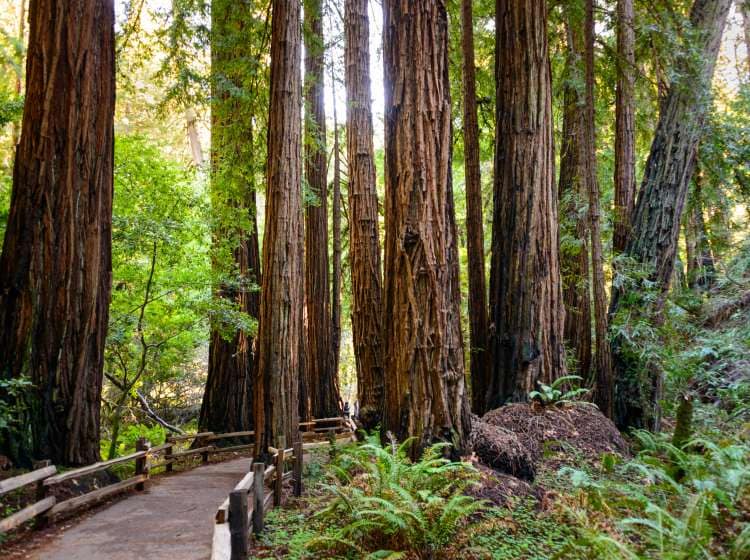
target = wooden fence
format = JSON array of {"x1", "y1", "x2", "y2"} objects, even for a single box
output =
[
  {"x1": 0, "y1": 416, "x2": 355, "y2": 539},
  {"x1": 211, "y1": 429, "x2": 356, "y2": 560}
]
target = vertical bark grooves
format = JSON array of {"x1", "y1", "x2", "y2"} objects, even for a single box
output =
[
  {"x1": 255, "y1": 0, "x2": 302, "y2": 456},
  {"x1": 559, "y1": 18, "x2": 592, "y2": 383},
  {"x1": 199, "y1": 0, "x2": 261, "y2": 436},
  {"x1": 330, "y1": 71, "x2": 342, "y2": 393},
  {"x1": 460, "y1": 0, "x2": 490, "y2": 416},
  {"x1": 610, "y1": 0, "x2": 731, "y2": 430},
  {"x1": 304, "y1": 0, "x2": 340, "y2": 421},
  {"x1": 489, "y1": 0, "x2": 566, "y2": 407},
  {"x1": 345, "y1": 0, "x2": 384, "y2": 430},
  {"x1": 584, "y1": 0, "x2": 614, "y2": 418},
  {"x1": 613, "y1": 0, "x2": 636, "y2": 254},
  {"x1": 382, "y1": 0, "x2": 470, "y2": 451},
  {"x1": 0, "y1": 0, "x2": 115, "y2": 466}
]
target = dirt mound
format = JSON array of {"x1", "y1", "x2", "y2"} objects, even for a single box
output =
[
  {"x1": 479, "y1": 402, "x2": 629, "y2": 470},
  {"x1": 469, "y1": 420, "x2": 535, "y2": 480}
]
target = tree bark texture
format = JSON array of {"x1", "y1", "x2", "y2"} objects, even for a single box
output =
[
  {"x1": 559, "y1": 17, "x2": 593, "y2": 384},
  {"x1": 584, "y1": 0, "x2": 614, "y2": 419},
  {"x1": 0, "y1": 0, "x2": 115, "y2": 466},
  {"x1": 685, "y1": 162, "x2": 715, "y2": 290},
  {"x1": 382, "y1": 0, "x2": 470, "y2": 453},
  {"x1": 489, "y1": 0, "x2": 566, "y2": 407},
  {"x1": 304, "y1": 0, "x2": 340, "y2": 420},
  {"x1": 345, "y1": 0, "x2": 384, "y2": 430},
  {"x1": 254, "y1": 0, "x2": 302, "y2": 456},
  {"x1": 742, "y1": 1, "x2": 750, "y2": 75},
  {"x1": 609, "y1": 0, "x2": 731, "y2": 431},
  {"x1": 199, "y1": 0, "x2": 263, "y2": 437},
  {"x1": 613, "y1": 0, "x2": 636, "y2": 254},
  {"x1": 460, "y1": 0, "x2": 490, "y2": 416},
  {"x1": 330, "y1": 70, "x2": 342, "y2": 395}
]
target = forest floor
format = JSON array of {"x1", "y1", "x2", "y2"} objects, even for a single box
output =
[{"x1": 2, "y1": 456, "x2": 252, "y2": 560}]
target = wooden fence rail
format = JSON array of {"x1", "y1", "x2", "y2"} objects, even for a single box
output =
[
  {"x1": 211, "y1": 429, "x2": 356, "y2": 560},
  {"x1": 0, "y1": 416, "x2": 354, "y2": 539}
]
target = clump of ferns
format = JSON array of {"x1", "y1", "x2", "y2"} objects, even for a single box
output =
[
  {"x1": 306, "y1": 432, "x2": 485, "y2": 559},
  {"x1": 556, "y1": 430, "x2": 750, "y2": 559}
]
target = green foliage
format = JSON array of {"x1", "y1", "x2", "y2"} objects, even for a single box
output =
[
  {"x1": 303, "y1": 433, "x2": 484, "y2": 559},
  {"x1": 0, "y1": 90, "x2": 22, "y2": 127},
  {"x1": 528, "y1": 375, "x2": 591, "y2": 407},
  {"x1": 0, "y1": 376, "x2": 31, "y2": 432}
]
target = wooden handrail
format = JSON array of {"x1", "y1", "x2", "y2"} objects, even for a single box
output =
[
  {"x1": 0, "y1": 465, "x2": 56, "y2": 495},
  {"x1": 44, "y1": 451, "x2": 147, "y2": 486},
  {"x1": 167, "y1": 431, "x2": 214, "y2": 442}
]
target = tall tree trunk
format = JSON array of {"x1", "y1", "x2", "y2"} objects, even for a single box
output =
[
  {"x1": 686, "y1": 160, "x2": 715, "y2": 290},
  {"x1": 488, "y1": 0, "x2": 566, "y2": 407},
  {"x1": 199, "y1": 0, "x2": 263, "y2": 437},
  {"x1": 254, "y1": 0, "x2": 302, "y2": 458},
  {"x1": 613, "y1": 0, "x2": 636, "y2": 254},
  {"x1": 330, "y1": 67, "x2": 342, "y2": 394},
  {"x1": 11, "y1": 0, "x2": 26, "y2": 147},
  {"x1": 345, "y1": 0, "x2": 384, "y2": 430},
  {"x1": 0, "y1": 0, "x2": 115, "y2": 467},
  {"x1": 584, "y1": 0, "x2": 614, "y2": 418},
  {"x1": 304, "y1": 0, "x2": 340, "y2": 420},
  {"x1": 609, "y1": 0, "x2": 731, "y2": 431},
  {"x1": 460, "y1": 0, "x2": 490, "y2": 416},
  {"x1": 559, "y1": 15, "x2": 593, "y2": 384},
  {"x1": 742, "y1": 1, "x2": 750, "y2": 75},
  {"x1": 382, "y1": 0, "x2": 470, "y2": 453}
]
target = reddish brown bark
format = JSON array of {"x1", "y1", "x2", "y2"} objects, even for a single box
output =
[
  {"x1": 0, "y1": 0, "x2": 115, "y2": 466},
  {"x1": 330, "y1": 69, "x2": 343, "y2": 392},
  {"x1": 488, "y1": 0, "x2": 567, "y2": 406},
  {"x1": 345, "y1": 0, "x2": 384, "y2": 430},
  {"x1": 382, "y1": 0, "x2": 470, "y2": 452},
  {"x1": 460, "y1": 0, "x2": 490, "y2": 416},
  {"x1": 613, "y1": 0, "x2": 636, "y2": 254},
  {"x1": 610, "y1": 0, "x2": 731, "y2": 430},
  {"x1": 254, "y1": 0, "x2": 302, "y2": 457},
  {"x1": 304, "y1": 0, "x2": 340, "y2": 421}
]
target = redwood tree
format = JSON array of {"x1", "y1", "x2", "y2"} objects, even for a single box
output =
[
  {"x1": 382, "y1": 0, "x2": 470, "y2": 451},
  {"x1": 199, "y1": 0, "x2": 263, "y2": 436},
  {"x1": 613, "y1": 0, "x2": 637, "y2": 254},
  {"x1": 0, "y1": 0, "x2": 115, "y2": 466},
  {"x1": 488, "y1": 0, "x2": 567, "y2": 407},
  {"x1": 304, "y1": 0, "x2": 340, "y2": 420},
  {"x1": 345, "y1": 0, "x2": 384, "y2": 429},
  {"x1": 609, "y1": 0, "x2": 731, "y2": 430},
  {"x1": 254, "y1": 0, "x2": 302, "y2": 456},
  {"x1": 460, "y1": 0, "x2": 490, "y2": 416}
]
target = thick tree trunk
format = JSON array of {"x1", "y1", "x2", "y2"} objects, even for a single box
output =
[
  {"x1": 254, "y1": 0, "x2": 302, "y2": 458},
  {"x1": 0, "y1": 0, "x2": 115, "y2": 467},
  {"x1": 460, "y1": 0, "x2": 490, "y2": 416},
  {"x1": 199, "y1": 0, "x2": 262, "y2": 437},
  {"x1": 609, "y1": 0, "x2": 731, "y2": 431},
  {"x1": 488, "y1": 0, "x2": 566, "y2": 407},
  {"x1": 382, "y1": 0, "x2": 470, "y2": 453},
  {"x1": 345, "y1": 0, "x2": 384, "y2": 430},
  {"x1": 584, "y1": 0, "x2": 614, "y2": 419},
  {"x1": 331, "y1": 71, "x2": 342, "y2": 393},
  {"x1": 559, "y1": 18, "x2": 593, "y2": 384},
  {"x1": 613, "y1": 0, "x2": 636, "y2": 254},
  {"x1": 304, "y1": 0, "x2": 340, "y2": 421}
]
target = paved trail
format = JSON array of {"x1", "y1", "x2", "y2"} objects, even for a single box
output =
[{"x1": 30, "y1": 457, "x2": 252, "y2": 560}]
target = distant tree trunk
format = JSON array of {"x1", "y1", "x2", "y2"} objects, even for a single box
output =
[
  {"x1": 613, "y1": 0, "x2": 636, "y2": 254},
  {"x1": 382, "y1": 0, "x2": 470, "y2": 453},
  {"x1": 254, "y1": 0, "x2": 302, "y2": 457},
  {"x1": 559, "y1": 15, "x2": 592, "y2": 384},
  {"x1": 488, "y1": 0, "x2": 566, "y2": 407},
  {"x1": 460, "y1": 0, "x2": 490, "y2": 416},
  {"x1": 11, "y1": 0, "x2": 26, "y2": 147},
  {"x1": 609, "y1": 0, "x2": 731, "y2": 431},
  {"x1": 304, "y1": 0, "x2": 340, "y2": 421},
  {"x1": 0, "y1": 0, "x2": 115, "y2": 467},
  {"x1": 185, "y1": 107, "x2": 204, "y2": 167},
  {"x1": 345, "y1": 0, "x2": 384, "y2": 430},
  {"x1": 330, "y1": 69, "x2": 343, "y2": 392},
  {"x1": 583, "y1": 0, "x2": 614, "y2": 418},
  {"x1": 686, "y1": 161, "x2": 715, "y2": 290},
  {"x1": 742, "y1": 1, "x2": 750, "y2": 74}
]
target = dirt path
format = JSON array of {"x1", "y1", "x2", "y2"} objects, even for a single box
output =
[{"x1": 28, "y1": 456, "x2": 252, "y2": 560}]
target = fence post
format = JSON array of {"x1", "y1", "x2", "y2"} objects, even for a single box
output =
[
  {"x1": 166, "y1": 443, "x2": 174, "y2": 472},
  {"x1": 135, "y1": 438, "x2": 149, "y2": 491},
  {"x1": 252, "y1": 462, "x2": 264, "y2": 534},
  {"x1": 34, "y1": 459, "x2": 51, "y2": 528},
  {"x1": 274, "y1": 436, "x2": 285, "y2": 506},
  {"x1": 293, "y1": 441, "x2": 303, "y2": 497},
  {"x1": 229, "y1": 488, "x2": 249, "y2": 560}
]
